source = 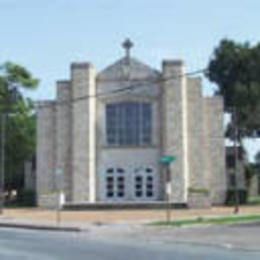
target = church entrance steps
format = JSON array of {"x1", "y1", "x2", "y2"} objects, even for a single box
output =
[{"x1": 63, "y1": 202, "x2": 187, "y2": 211}]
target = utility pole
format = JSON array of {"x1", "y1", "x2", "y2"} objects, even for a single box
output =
[
  {"x1": 165, "y1": 164, "x2": 171, "y2": 223},
  {"x1": 0, "y1": 114, "x2": 6, "y2": 214},
  {"x1": 232, "y1": 107, "x2": 240, "y2": 214},
  {"x1": 55, "y1": 168, "x2": 64, "y2": 226}
]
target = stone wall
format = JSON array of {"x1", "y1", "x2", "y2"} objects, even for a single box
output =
[
  {"x1": 161, "y1": 60, "x2": 188, "y2": 203},
  {"x1": 36, "y1": 101, "x2": 56, "y2": 206},
  {"x1": 186, "y1": 77, "x2": 212, "y2": 208},
  {"x1": 187, "y1": 192, "x2": 211, "y2": 209},
  {"x1": 203, "y1": 97, "x2": 226, "y2": 204},
  {"x1": 37, "y1": 193, "x2": 60, "y2": 209},
  {"x1": 56, "y1": 81, "x2": 72, "y2": 201},
  {"x1": 186, "y1": 77, "x2": 206, "y2": 188},
  {"x1": 71, "y1": 63, "x2": 96, "y2": 202}
]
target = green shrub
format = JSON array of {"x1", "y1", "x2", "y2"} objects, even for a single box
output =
[{"x1": 17, "y1": 189, "x2": 36, "y2": 207}]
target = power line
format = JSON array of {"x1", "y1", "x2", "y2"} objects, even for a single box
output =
[{"x1": 36, "y1": 68, "x2": 207, "y2": 109}]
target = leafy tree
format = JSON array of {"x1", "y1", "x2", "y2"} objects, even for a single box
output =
[
  {"x1": 0, "y1": 62, "x2": 38, "y2": 194},
  {"x1": 207, "y1": 40, "x2": 260, "y2": 205},
  {"x1": 206, "y1": 39, "x2": 260, "y2": 138}
]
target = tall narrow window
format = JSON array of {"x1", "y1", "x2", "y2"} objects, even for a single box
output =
[
  {"x1": 106, "y1": 105, "x2": 117, "y2": 145},
  {"x1": 142, "y1": 103, "x2": 152, "y2": 144},
  {"x1": 106, "y1": 102, "x2": 152, "y2": 146}
]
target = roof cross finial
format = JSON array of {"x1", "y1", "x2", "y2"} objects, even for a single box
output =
[{"x1": 122, "y1": 38, "x2": 134, "y2": 59}]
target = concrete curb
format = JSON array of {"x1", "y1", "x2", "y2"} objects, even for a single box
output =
[
  {"x1": 0, "y1": 222, "x2": 81, "y2": 232},
  {"x1": 159, "y1": 239, "x2": 260, "y2": 253}
]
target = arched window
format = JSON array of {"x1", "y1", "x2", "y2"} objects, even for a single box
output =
[
  {"x1": 106, "y1": 102, "x2": 152, "y2": 146},
  {"x1": 146, "y1": 168, "x2": 153, "y2": 173},
  {"x1": 117, "y1": 168, "x2": 125, "y2": 173},
  {"x1": 106, "y1": 168, "x2": 114, "y2": 174}
]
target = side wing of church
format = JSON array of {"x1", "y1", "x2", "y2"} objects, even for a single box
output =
[{"x1": 36, "y1": 42, "x2": 226, "y2": 208}]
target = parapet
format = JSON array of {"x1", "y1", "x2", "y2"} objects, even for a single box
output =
[
  {"x1": 71, "y1": 62, "x2": 92, "y2": 70},
  {"x1": 36, "y1": 100, "x2": 56, "y2": 109},
  {"x1": 162, "y1": 59, "x2": 184, "y2": 68}
]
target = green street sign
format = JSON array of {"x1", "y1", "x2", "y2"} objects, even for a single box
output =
[{"x1": 160, "y1": 155, "x2": 176, "y2": 164}]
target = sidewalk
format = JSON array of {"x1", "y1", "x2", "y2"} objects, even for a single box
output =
[
  {"x1": 1, "y1": 206, "x2": 260, "y2": 251},
  {"x1": 0, "y1": 205, "x2": 260, "y2": 228}
]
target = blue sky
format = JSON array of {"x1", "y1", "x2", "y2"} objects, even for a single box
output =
[{"x1": 0, "y1": 0, "x2": 259, "y2": 159}]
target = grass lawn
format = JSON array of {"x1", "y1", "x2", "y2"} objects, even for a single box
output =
[{"x1": 152, "y1": 214, "x2": 260, "y2": 227}]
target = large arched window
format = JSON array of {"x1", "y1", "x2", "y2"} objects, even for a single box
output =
[{"x1": 106, "y1": 102, "x2": 152, "y2": 146}]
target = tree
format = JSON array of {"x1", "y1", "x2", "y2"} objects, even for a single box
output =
[
  {"x1": 206, "y1": 39, "x2": 260, "y2": 138},
  {"x1": 0, "y1": 62, "x2": 38, "y2": 195}
]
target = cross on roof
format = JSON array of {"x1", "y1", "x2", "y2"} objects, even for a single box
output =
[{"x1": 122, "y1": 38, "x2": 134, "y2": 58}]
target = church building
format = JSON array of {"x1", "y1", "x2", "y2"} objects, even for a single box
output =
[{"x1": 36, "y1": 40, "x2": 226, "y2": 208}]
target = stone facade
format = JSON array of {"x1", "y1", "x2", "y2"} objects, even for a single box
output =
[
  {"x1": 36, "y1": 101, "x2": 56, "y2": 198},
  {"x1": 203, "y1": 97, "x2": 226, "y2": 204},
  {"x1": 161, "y1": 60, "x2": 189, "y2": 203},
  {"x1": 71, "y1": 63, "x2": 96, "y2": 202},
  {"x1": 36, "y1": 43, "x2": 226, "y2": 208},
  {"x1": 56, "y1": 80, "x2": 72, "y2": 200}
]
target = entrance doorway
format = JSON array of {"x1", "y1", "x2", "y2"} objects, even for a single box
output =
[
  {"x1": 105, "y1": 168, "x2": 125, "y2": 200},
  {"x1": 104, "y1": 166, "x2": 157, "y2": 201},
  {"x1": 133, "y1": 167, "x2": 156, "y2": 200}
]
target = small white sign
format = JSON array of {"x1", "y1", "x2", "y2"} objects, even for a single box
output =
[
  {"x1": 57, "y1": 191, "x2": 65, "y2": 209},
  {"x1": 166, "y1": 182, "x2": 172, "y2": 195},
  {"x1": 59, "y1": 192, "x2": 65, "y2": 207}
]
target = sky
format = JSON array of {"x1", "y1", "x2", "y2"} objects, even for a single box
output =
[{"x1": 0, "y1": 0, "x2": 259, "y2": 160}]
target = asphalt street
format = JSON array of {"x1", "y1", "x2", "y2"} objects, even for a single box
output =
[{"x1": 0, "y1": 227, "x2": 259, "y2": 260}]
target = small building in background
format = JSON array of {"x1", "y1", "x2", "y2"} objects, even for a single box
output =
[
  {"x1": 226, "y1": 146, "x2": 247, "y2": 191},
  {"x1": 225, "y1": 146, "x2": 260, "y2": 203},
  {"x1": 249, "y1": 172, "x2": 260, "y2": 198}
]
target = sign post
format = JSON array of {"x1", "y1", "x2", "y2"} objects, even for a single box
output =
[
  {"x1": 160, "y1": 155, "x2": 176, "y2": 224},
  {"x1": 55, "y1": 168, "x2": 64, "y2": 226}
]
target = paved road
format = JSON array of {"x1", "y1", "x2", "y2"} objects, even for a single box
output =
[{"x1": 0, "y1": 228, "x2": 259, "y2": 260}]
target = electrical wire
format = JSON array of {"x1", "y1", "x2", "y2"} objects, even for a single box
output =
[{"x1": 36, "y1": 68, "x2": 207, "y2": 108}]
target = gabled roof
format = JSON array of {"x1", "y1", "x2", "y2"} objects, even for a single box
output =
[{"x1": 97, "y1": 56, "x2": 161, "y2": 81}]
